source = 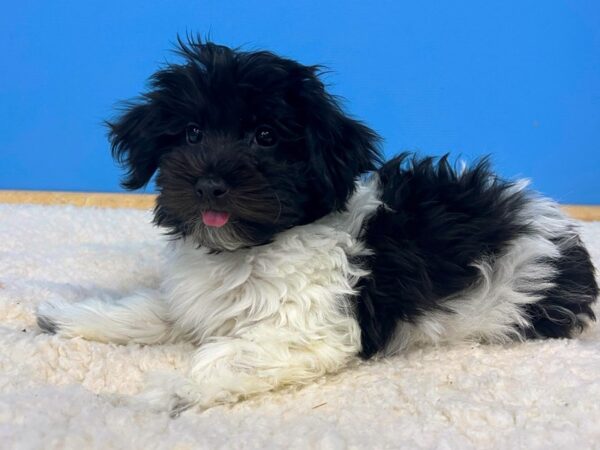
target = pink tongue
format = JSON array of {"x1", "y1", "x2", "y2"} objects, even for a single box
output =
[{"x1": 202, "y1": 211, "x2": 230, "y2": 228}]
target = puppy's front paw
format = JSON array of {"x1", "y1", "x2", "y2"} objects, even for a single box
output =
[
  {"x1": 36, "y1": 311, "x2": 58, "y2": 334},
  {"x1": 36, "y1": 298, "x2": 72, "y2": 335},
  {"x1": 130, "y1": 373, "x2": 203, "y2": 417},
  {"x1": 169, "y1": 394, "x2": 195, "y2": 418}
]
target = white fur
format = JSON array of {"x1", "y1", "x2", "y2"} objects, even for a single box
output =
[
  {"x1": 37, "y1": 289, "x2": 171, "y2": 345},
  {"x1": 37, "y1": 178, "x2": 381, "y2": 411}
]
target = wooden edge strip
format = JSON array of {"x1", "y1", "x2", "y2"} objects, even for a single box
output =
[
  {"x1": 0, "y1": 190, "x2": 156, "y2": 209},
  {"x1": 0, "y1": 190, "x2": 599, "y2": 221},
  {"x1": 559, "y1": 205, "x2": 600, "y2": 222}
]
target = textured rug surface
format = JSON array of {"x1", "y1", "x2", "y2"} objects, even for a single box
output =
[{"x1": 1, "y1": 203, "x2": 600, "y2": 450}]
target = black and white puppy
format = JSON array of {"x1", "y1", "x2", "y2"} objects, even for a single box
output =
[{"x1": 37, "y1": 38, "x2": 599, "y2": 414}]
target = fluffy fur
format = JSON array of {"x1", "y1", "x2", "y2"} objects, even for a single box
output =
[{"x1": 36, "y1": 37, "x2": 598, "y2": 415}]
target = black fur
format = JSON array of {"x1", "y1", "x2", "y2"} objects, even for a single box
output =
[
  {"x1": 108, "y1": 37, "x2": 598, "y2": 357},
  {"x1": 36, "y1": 314, "x2": 57, "y2": 334},
  {"x1": 108, "y1": 37, "x2": 380, "y2": 250},
  {"x1": 354, "y1": 155, "x2": 599, "y2": 357},
  {"x1": 354, "y1": 154, "x2": 536, "y2": 357},
  {"x1": 521, "y1": 236, "x2": 598, "y2": 339}
]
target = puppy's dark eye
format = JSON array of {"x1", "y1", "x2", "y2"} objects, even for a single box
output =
[
  {"x1": 254, "y1": 126, "x2": 278, "y2": 147},
  {"x1": 186, "y1": 124, "x2": 203, "y2": 145}
]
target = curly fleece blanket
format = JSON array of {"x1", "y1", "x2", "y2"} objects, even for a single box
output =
[{"x1": 1, "y1": 203, "x2": 599, "y2": 450}]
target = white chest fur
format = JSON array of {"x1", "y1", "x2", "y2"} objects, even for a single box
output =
[
  {"x1": 164, "y1": 223, "x2": 367, "y2": 344},
  {"x1": 162, "y1": 179, "x2": 382, "y2": 347}
]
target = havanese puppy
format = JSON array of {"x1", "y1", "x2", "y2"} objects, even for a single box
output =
[{"x1": 37, "y1": 37, "x2": 598, "y2": 415}]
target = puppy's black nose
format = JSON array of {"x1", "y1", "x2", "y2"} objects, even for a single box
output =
[{"x1": 195, "y1": 177, "x2": 229, "y2": 201}]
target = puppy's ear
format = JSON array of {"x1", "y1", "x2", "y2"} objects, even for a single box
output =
[
  {"x1": 300, "y1": 72, "x2": 382, "y2": 210},
  {"x1": 107, "y1": 101, "x2": 165, "y2": 190}
]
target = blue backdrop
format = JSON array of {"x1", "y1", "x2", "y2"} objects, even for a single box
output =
[{"x1": 2, "y1": 1, "x2": 599, "y2": 203}]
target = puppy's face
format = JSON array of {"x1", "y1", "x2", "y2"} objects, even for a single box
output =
[{"x1": 109, "y1": 39, "x2": 380, "y2": 251}]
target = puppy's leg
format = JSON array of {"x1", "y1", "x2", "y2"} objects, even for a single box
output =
[
  {"x1": 141, "y1": 324, "x2": 360, "y2": 415},
  {"x1": 36, "y1": 289, "x2": 172, "y2": 344}
]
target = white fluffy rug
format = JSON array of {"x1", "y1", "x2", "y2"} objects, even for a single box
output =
[{"x1": 1, "y1": 203, "x2": 600, "y2": 450}]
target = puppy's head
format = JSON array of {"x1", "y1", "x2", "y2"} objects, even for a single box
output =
[{"x1": 108, "y1": 37, "x2": 381, "y2": 251}]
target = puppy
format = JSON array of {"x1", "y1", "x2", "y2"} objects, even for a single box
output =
[{"x1": 37, "y1": 37, "x2": 599, "y2": 414}]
